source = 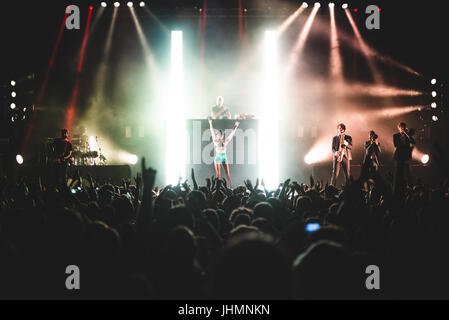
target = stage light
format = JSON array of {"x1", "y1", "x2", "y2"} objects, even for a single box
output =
[
  {"x1": 166, "y1": 30, "x2": 186, "y2": 185},
  {"x1": 11, "y1": 91, "x2": 16, "y2": 98},
  {"x1": 432, "y1": 115, "x2": 438, "y2": 122},
  {"x1": 127, "y1": 2, "x2": 133, "y2": 7},
  {"x1": 129, "y1": 154, "x2": 138, "y2": 165},
  {"x1": 342, "y1": 3, "x2": 348, "y2": 9},
  {"x1": 304, "y1": 139, "x2": 331, "y2": 165},
  {"x1": 302, "y1": 2, "x2": 308, "y2": 8},
  {"x1": 139, "y1": 1, "x2": 145, "y2": 7},
  {"x1": 329, "y1": 3, "x2": 335, "y2": 8},
  {"x1": 11, "y1": 80, "x2": 16, "y2": 86},
  {"x1": 431, "y1": 102, "x2": 437, "y2": 109},
  {"x1": 89, "y1": 5, "x2": 93, "y2": 10},
  {"x1": 101, "y1": 2, "x2": 107, "y2": 7},
  {"x1": 304, "y1": 154, "x2": 314, "y2": 165},
  {"x1": 431, "y1": 91, "x2": 437, "y2": 97},
  {"x1": 10, "y1": 103, "x2": 16, "y2": 109},
  {"x1": 16, "y1": 155, "x2": 24, "y2": 165},
  {"x1": 314, "y1": 2, "x2": 321, "y2": 8},
  {"x1": 114, "y1": 2, "x2": 120, "y2": 7},
  {"x1": 431, "y1": 78, "x2": 437, "y2": 85},
  {"x1": 259, "y1": 30, "x2": 280, "y2": 190},
  {"x1": 421, "y1": 154, "x2": 430, "y2": 164}
]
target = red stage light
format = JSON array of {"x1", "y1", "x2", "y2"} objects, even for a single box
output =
[
  {"x1": 89, "y1": 6, "x2": 93, "y2": 10},
  {"x1": 354, "y1": 8, "x2": 358, "y2": 12}
]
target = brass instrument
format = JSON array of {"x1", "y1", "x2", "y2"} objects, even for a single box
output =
[{"x1": 337, "y1": 133, "x2": 345, "y2": 163}]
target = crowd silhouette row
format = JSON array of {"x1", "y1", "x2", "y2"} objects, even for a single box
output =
[{"x1": 1, "y1": 156, "x2": 449, "y2": 299}]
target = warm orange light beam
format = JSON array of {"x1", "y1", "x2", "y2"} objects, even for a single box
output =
[
  {"x1": 277, "y1": 6, "x2": 306, "y2": 35},
  {"x1": 344, "y1": 8, "x2": 383, "y2": 84},
  {"x1": 77, "y1": 6, "x2": 93, "y2": 72},
  {"x1": 21, "y1": 10, "x2": 68, "y2": 154},
  {"x1": 336, "y1": 82, "x2": 425, "y2": 98},
  {"x1": 288, "y1": 5, "x2": 320, "y2": 73},
  {"x1": 329, "y1": 5, "x2": 343, "y2": 83}
]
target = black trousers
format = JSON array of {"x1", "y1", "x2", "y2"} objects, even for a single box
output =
[
  {"x1": 361, "y1": 158, "x2": 379, "y2": 181},
  {"x1": 331, "y1": 156, "x2": 350, "y2": 186},
  {"x1": 393, "y1": 160, "x2": 411, "y2": 196}
]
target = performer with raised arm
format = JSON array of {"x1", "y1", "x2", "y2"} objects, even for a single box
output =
[
  {"x1": 331, "y1": 123, "x2": 353, "y2": 186},
  {"x1": 208, "y1": 117, "x2": 240, "y2": 188}
]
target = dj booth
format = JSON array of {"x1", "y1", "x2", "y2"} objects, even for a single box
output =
[{"x1": 185, "y1": 119, "x2": 259, "y2": 185}]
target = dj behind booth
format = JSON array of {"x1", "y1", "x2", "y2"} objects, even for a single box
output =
[{"x1": 185, "y1": 108, "x2": 258, "y2": 185}]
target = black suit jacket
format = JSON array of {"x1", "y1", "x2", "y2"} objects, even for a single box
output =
[
  {"x1": 332, "y1": 135, "x2": 353, "y2": 160},
  {"x1": 364, "y1": 140, "x2": 381, "y2": 165},
  {"x1": 393, "y1": 132, "x2": 415, "y2": 161}
]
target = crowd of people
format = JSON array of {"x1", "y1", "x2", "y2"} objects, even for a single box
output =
[{"x1": 1, "y1": 157, "x2": 449, "y2": 299}]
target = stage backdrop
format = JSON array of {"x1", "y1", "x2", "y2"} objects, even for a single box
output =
[{"x1": 185, "y1": 119, "x2": 258, "y2": 186}]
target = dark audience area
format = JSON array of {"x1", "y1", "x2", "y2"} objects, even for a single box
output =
[{"x1": 1, "y1": 161, "x2": 449, "y2": 299}]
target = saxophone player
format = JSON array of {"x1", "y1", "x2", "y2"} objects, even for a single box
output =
[{"x1": 331, "y1": 123, "x2": 353, "y2": 186}]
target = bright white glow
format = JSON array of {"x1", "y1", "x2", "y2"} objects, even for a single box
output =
[
  {"x1": 118, "y1": 151, "x2": 138, "y2": 165},
  {"x1": 129, "y1": 154, "x2": 138, "y2": 165},
  {"x1": 127, "y1": 2, "x2": 133, "y2": 7},
  {"x1": 11, "y1": 91, "x2": 16, "y2": 98},
  {"x1": 432, "y1": 115, "x2": 438, "y2": 122},
  {"x1": 139, "y1": 1, "x2": 145, "y2": 7},
  {"x1": 314, "y1": 2, "x2": 321, "y2": 7},
  {"x1": 10, "y1": 103, "x2": 16, "y2": 109},
  {"x1": 11, "y1": 80, "x2": 16, "y2": 86},
  {"x1": 431, "y1": 78, "x2": 437, "y2": 85},
  {"x1": 16, "y1": 155, "x2": 24, "y2": 165},
  {"x1": 431, "y1": 102, "x2": 437, "y2": 109},
  {"x1": 431, "y1": 91, "x2": 437, "y2": 97},
  {"x1": 421, "y1": 154, "x2": 430, "y2": 164},
  {"x1": 304, "y1": 138, "x2": 332, "y2": 164},
  {"x1": 302, "y1": 2, "x2": 308, "y2": 8},
  {"x1": 342, "y1": 3, "x2": 348, "y2": 9},
  {"x1": 114, "y1": 2, "x2": 120, "y2": 7},
  {"x1": 166, "y1": 31, "x2": 186, "y2": 185},
  {"x1": 101, "y1": 2, "x2": 107, "y2": 7},
  {"x1": 329, "y1": 2, "x2": 335, "y2": 8},
  {"x1": 259, "y1": 30, "x2": 280, "y2": 190}
]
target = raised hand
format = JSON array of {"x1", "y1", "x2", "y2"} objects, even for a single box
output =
[
  {"x1": 141, "y1": 157, "x2": 156, "y2": 194},
  {"x1": 191, "y1": 168, "x2": 198, "y2": 190},
  {"x1": 244, "y1": 179, "x2": 254, "y2": 192}
]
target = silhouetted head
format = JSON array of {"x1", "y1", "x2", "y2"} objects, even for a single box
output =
[
  {"x1": 212, "y1": 235, "x2": 291, "y2": 299},
  {"x1": 398, "y1": 122, "x2": 407, "y2": 134},
  {"x1": 61, "y1": 129, "x2": 68, "y2": 139}
]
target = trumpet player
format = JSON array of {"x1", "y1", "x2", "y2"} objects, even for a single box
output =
[{"x1": 331, "y1": 123, "x2": 353, "y2": 186}]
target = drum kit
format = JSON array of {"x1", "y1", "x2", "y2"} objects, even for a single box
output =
[
  {"x1": 43, "y1": 135, "x2": 107, "y2": 166},
  {"x1": 71, "y1": 135, "x2": 106, "y2": 166}
]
